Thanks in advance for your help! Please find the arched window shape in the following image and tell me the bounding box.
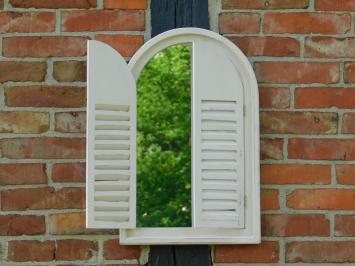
[86,28,260,244]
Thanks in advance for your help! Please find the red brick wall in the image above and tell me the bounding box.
[215,0,355,264]
[0,0,145,264]
[0,0,355,264]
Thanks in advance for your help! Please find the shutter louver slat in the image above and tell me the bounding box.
[87,40,136,229]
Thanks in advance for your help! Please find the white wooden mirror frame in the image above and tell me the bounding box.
[118,28,260,245]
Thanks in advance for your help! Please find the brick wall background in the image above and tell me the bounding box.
[0,0,355,265]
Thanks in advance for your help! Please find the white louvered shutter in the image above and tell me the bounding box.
[192,39,245,228]
[86,40,136,229]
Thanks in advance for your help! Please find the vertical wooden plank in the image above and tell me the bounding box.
[149,1,211,265]
[174,246,212,266]
[149,246,176,266]
[151,0,176,37]
[151,0,209,36]
[149,246,212,266]
[192,0,209,29]
[175,0,192,28]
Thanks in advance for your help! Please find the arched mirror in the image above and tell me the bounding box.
[137,44,192,228]
[87,28,260,244]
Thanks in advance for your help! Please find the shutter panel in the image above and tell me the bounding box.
[86,40,136,229]
[192,40,245,228]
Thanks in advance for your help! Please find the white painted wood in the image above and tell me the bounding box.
[86,40,136,229]
[193,40,244,228]
[120,227,260,245]
[121,28,260,244]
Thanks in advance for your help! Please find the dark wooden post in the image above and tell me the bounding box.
[151,0,209,37]
[148,1,212,265]
[149,245,211,266]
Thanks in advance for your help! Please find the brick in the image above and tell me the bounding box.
[262,214,329,236]
[287,189,355,210]
[261,189,279,210]
[335,215,355,236]
[345,63,355,83]
[49,212,116,235]
[261,138,283,160]
[105,0,147,9]
[3,36,87,57]
[334,215,355,237]
[289,138,355,160]
[1,187,85,211]
[95,35,144,57]
[255,62,339,84]
[10,0,97,8]
[0,61,46,83]
[214,241,279,263]
[231,36,299,57]
[295,87,355,109]
[264,12,351,34]
[0,112,49,133]
[49,212,85,235]
[336,164,355,185]
[222,0,309,9]
[0,137,85,159]
[62,10,145,32]
[5,86,86,108]
[52,163,85,183]
[286,241,355,263]
[315,0,355,11]
[8,240,55,262]
[0,215,45,235]
[55,112,86,133]
[261,111,337,134]
[104,239,140,260]
[261,164,331,185]
[305,37,355,58]
[219,13,260,34]
[342,113,355,134]
[0,163,47,185]
[259,87,290,109]
[0,12,54,33]
[56,240,98,261]
[53,61,86,82]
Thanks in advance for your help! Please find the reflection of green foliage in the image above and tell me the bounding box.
[137,45,192,227]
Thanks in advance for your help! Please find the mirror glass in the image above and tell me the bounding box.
[136,44,192,227]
